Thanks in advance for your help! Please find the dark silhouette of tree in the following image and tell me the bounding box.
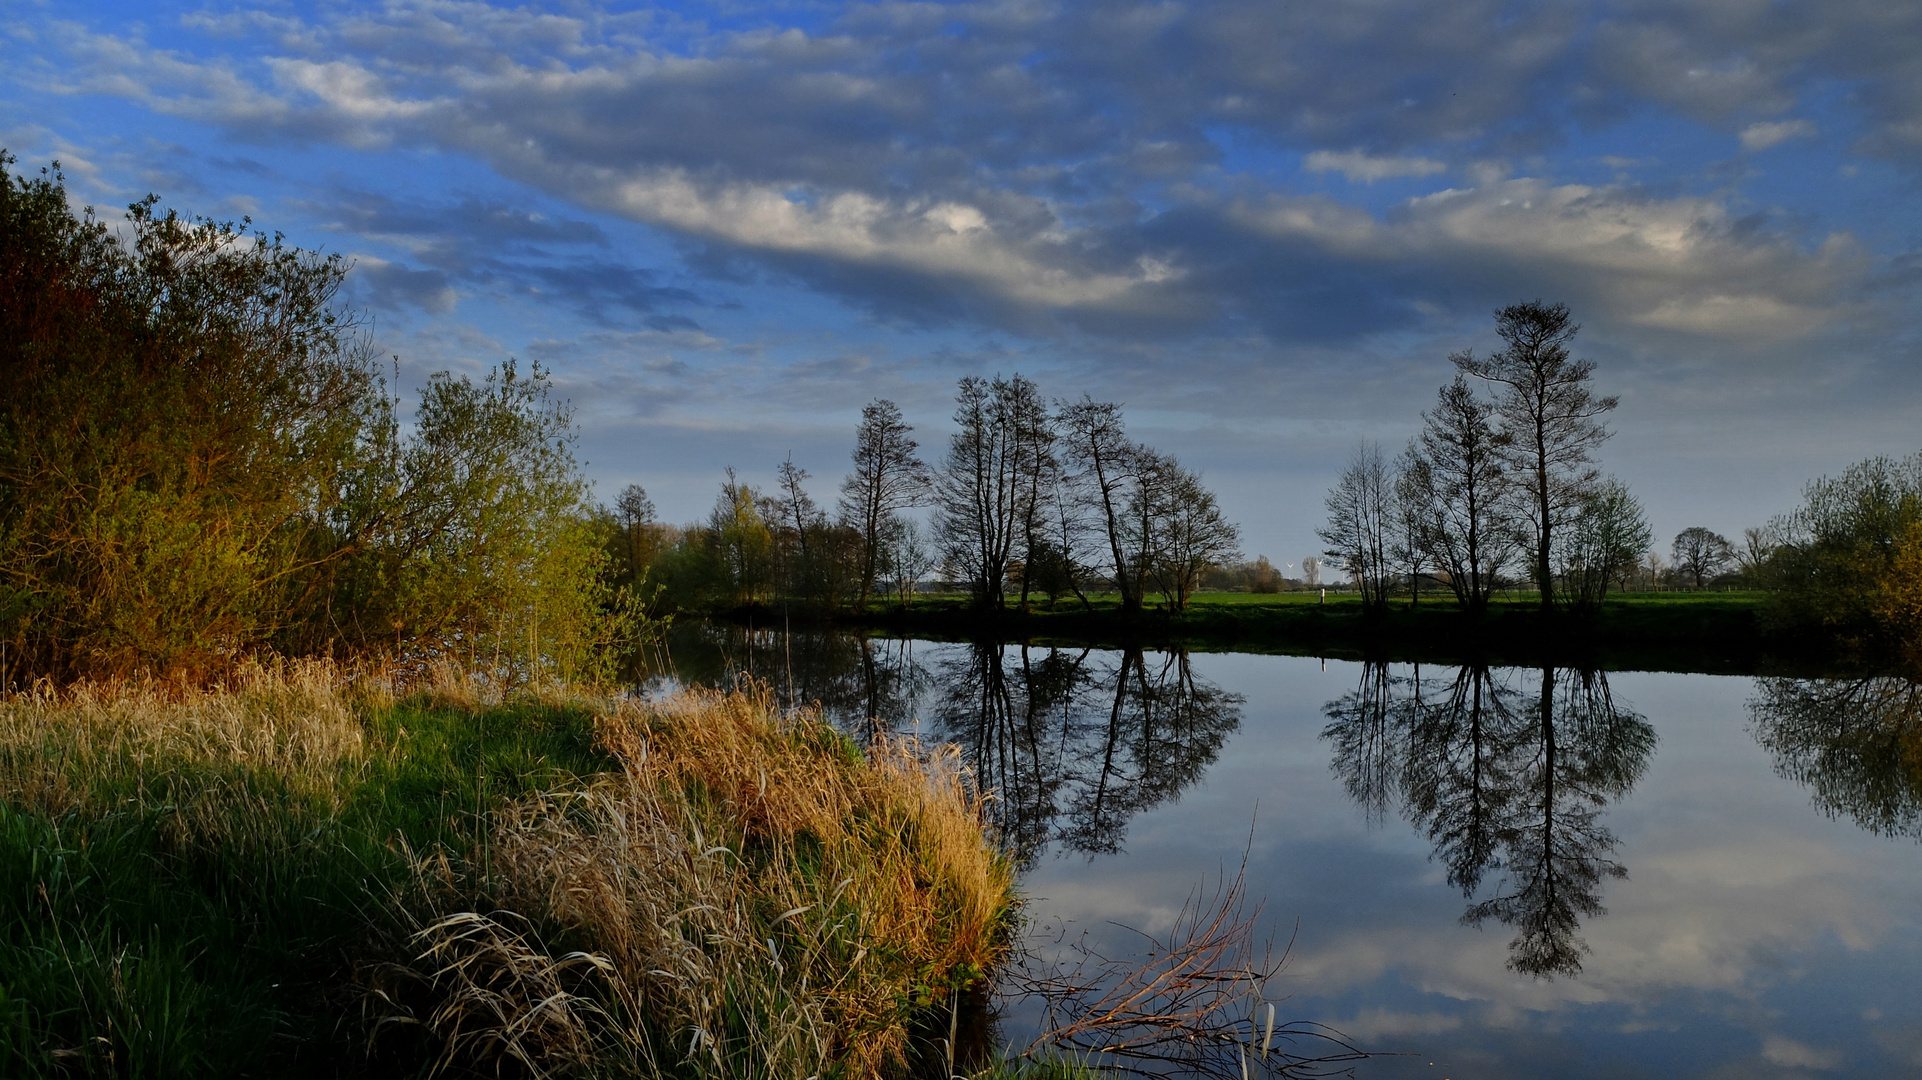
[1145,465,1242,612]
[1058,398,1147,613]
[931,643,1242,865]
[1454,302,1617,612]
[1750,674,1922,839]
[1404,376,1517,613]
[839,399,929,609]
[1466,667,1654,977]
[1560,479,1652,610]
[1670,526,1734,588]
[936,376,1052,610]
[1319,442,1394,613]
[1323,662,1654,978]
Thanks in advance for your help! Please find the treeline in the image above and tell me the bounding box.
[1320,301,1650,615]
[616,379,1244,615]
[0,156,639,683]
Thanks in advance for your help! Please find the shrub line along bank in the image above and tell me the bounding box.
[702,591,1875,677]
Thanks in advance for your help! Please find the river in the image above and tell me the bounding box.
[637,622,1922,1078]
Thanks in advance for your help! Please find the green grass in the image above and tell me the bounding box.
[0,690,617,1078]
[834,588,1798,674]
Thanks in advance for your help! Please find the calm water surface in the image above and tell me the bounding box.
[641,624,1922,1078]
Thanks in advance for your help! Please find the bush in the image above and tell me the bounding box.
[0,154,638,683]
[1764,452,1922,646]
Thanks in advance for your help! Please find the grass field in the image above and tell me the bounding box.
[830,589,1808,674]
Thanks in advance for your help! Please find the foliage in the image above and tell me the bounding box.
[0,154,370,680]
[0,155,640,683]
[1764,452,1922,643]
[1559,480,1652,612]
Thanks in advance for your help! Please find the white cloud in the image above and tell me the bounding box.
[1304,149,1448,183]
[1741,118,1819,152]
[1232,177,1864,339]
[1762,1035,1844,1070]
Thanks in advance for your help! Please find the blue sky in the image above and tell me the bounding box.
[5,0,1921,567]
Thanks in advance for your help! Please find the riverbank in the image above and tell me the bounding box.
[790,590,1850,675]
[0,666,1020,1078]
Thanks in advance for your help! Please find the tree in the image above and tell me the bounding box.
[1454,301,1617,611]
[935,375,1050,610]
[878,518,936,609]
[1145,464,1241,612]
[1318,443,1394,613]
[1058,398,1147,613]
[1560,480,1652,610]
[1671,526,1734,589]
[1410,375,1518,613]
[838,399,928,609]
[1391,447,1434,607]
[1766,452,1922,635]
[708,468,773,605]
[0,156,373,679]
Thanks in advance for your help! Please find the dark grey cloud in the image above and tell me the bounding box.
[301,187,704,323]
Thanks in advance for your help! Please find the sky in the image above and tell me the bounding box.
[5,0,1921,569]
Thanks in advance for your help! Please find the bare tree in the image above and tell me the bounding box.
[1391,446,1433,608]
[1411,375,1518,613]
[1124,447,1182,606]
[1671,526,1735,588]
[839,399,929,609]
[1318,443,1394,613]
[1058,397,1147,613]
[774,455,816,552]
[936,375,1050,610]
[1454,301,1617,611]
[878,517,935,609]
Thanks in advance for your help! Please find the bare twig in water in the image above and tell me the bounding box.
[1007,855,1369,1078]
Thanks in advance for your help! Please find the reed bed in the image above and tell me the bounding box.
[389,683,1016,1079]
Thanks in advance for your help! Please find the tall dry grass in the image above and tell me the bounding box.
[0,660,367,836]
[393,683,1016,1079]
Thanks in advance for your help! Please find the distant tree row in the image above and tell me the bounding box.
[615,377,1244,614]
[1320,301,1650,615]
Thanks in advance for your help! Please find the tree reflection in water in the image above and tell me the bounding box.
[933,643,1243,867]
[1750,674,1922,839]
[1322,663,1655,977]
[640,624,1242,866]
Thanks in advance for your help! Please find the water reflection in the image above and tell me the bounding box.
[1321,663,1656,977]
[1750,673,1922,839]
[642,624,1242,865]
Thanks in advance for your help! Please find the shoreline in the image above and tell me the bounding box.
[711,591,1877,677]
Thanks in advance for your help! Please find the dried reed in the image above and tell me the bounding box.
[1010,860,1367,1079]
[0,659,366,830]
[389,682,1017,1079]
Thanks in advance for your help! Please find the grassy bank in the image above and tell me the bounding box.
[823,590,1820,674]
[0,665,1018,1078]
